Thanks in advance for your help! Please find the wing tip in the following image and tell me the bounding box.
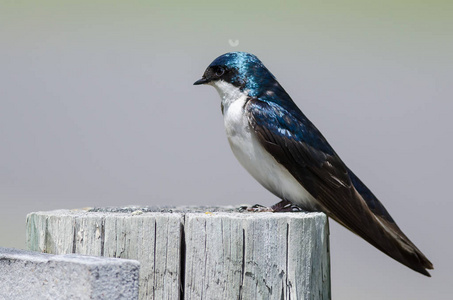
[414,265,432,277]
[407,249,433,277]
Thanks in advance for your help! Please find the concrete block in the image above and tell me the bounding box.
[0,247,139,300]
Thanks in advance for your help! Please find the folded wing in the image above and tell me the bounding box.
[246,97,433,276]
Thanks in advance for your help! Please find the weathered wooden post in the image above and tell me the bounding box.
[26,206,330,300]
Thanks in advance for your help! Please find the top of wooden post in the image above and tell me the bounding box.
[27,205,331,300]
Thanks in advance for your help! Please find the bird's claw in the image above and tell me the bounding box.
[238,201,304,213]
[271,200,304,212]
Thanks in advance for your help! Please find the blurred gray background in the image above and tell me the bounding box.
[1,1,451,299]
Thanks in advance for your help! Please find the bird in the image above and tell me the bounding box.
[194,51,433,276]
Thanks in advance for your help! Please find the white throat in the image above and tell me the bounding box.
[211,80,247,111]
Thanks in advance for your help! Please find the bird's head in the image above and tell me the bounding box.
[194,52,279,99]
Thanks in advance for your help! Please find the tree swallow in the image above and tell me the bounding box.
[194,52,433,276]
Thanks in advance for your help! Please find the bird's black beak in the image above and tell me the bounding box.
[193,77,209,85]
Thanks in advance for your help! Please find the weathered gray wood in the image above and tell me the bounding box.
[184,212,330,300]
[102,213,183,299]
[27,206,330,300]
[183,213,245,300]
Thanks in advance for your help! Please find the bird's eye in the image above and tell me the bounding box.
[215,67,225,77]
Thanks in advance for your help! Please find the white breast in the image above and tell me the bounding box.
[212,80,319,211]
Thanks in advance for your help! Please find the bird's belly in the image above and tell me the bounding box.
[223,100,319,211]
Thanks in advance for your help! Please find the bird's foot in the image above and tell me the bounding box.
[238,200,304,213]
[271,200,304,212]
